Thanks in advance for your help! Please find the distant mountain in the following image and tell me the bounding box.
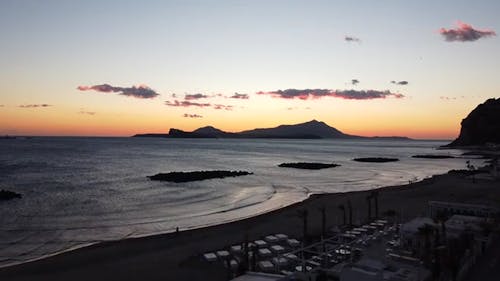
[133,120,411,140]
[446,98,500,147]
[239,120,354,139]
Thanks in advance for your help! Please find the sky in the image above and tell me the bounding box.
[1,0,499,139]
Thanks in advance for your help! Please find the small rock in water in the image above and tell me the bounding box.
[148,170,253,182]
[0,189,22,201]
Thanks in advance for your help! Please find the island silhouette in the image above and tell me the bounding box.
[134,120,410,140]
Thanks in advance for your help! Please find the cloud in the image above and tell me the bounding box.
[183,113,203,118]
[213,104,234,110]
[77,84,160,99]
[18,104,52,108]
[345,35,361,43]
[257,89,404,100]
[165,100,211,107]
[79,110,96,115]
[0,105,3,107]
[439,21,496,42]
[184,93,209,100]
[391,80,409,85]
[351,79,360,86]
[230,93,249,99]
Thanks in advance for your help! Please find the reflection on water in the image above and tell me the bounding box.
[0,137,480,266]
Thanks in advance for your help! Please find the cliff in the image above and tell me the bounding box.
[447,98,500,147]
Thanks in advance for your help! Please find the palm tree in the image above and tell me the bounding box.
[338,204,346,225]
[372,190,379,218]
[434,210,448,243]
[366,195,372,220]
[466,160,476,183]
[297,209,309,242]
[383,209,397,224]
[243,233,249,272]
[418,223,435,267]
[319,206,326,238]
[347,200,353,226]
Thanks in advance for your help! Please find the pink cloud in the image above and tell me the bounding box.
[77,84,160,99]
[18,104,52,108]
[257,89,404,100]
[439,21,496,42]
[213,104,234,110]
[165,100,211,107]
[183,113,203,118]
[184,93,209,100]
[229,93,249,99]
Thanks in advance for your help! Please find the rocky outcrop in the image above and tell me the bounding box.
[412,155,455,159]
[278,162,340,170]
[353,157,399,163]
[447,98,500,147]
[148,170,253,182]
[0,189,22,201]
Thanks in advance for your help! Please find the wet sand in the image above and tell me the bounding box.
[1,172,499,281]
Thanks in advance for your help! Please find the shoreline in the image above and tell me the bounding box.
[1,171,499,281]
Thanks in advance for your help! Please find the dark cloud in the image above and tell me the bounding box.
[184,93,209,100]
[439,21,496,42]
[0,105,4,107]
[440,96,466,100]
[351,79,360,85]
[18,104,52,108]
[79,110,96,115]
[183,113,203,118]
[77,84,160,99]
[165,100,211,107]
[213,104,234,110]
[230,93,249,99]
[257,89,404,100]
[287,106,312,110]
[391,80,409,85]
[345,35,361,43]
[165,100,235,110]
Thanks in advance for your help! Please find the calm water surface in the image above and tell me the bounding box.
[0,137,480,267]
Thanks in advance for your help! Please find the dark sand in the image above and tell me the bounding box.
[1,172,499,281]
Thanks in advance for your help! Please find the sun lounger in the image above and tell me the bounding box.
[284,253,298,260]
[203,252,217,262]
[275,233,288,241]
[258,260,275,272]
[230,245,242,254]
[265,235,278,243]
[254,240,267,248]
[272,257,288,267]
[216,250,230,259]
[258,248,272,257]
[270,245,286,254]
[287,238,300,247]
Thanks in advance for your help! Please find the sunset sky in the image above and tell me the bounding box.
[1,0,499,139]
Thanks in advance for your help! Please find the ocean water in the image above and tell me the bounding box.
[0,137,480,267]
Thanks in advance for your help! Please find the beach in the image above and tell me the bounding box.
[1,171,499,281]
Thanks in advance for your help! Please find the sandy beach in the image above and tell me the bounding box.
[1,171,499,281]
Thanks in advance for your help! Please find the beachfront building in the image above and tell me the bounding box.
[399,217,436,253]
[445,214,494,254]
[428,201,500,218]
[339,258,430,281]
[230,272,284,281]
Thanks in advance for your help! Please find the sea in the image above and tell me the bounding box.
[0,137,483,267]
